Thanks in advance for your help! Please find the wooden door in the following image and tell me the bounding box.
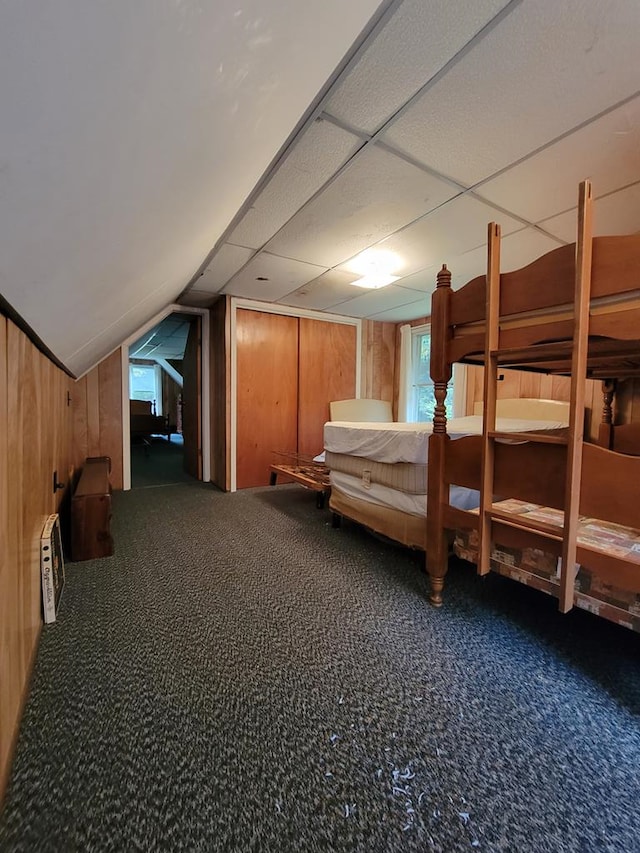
[236,310,298,488]
[182,316,202,479]
[298,319,357,457]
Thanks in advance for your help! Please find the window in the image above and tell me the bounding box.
[407,325,463,422]
[129,363,163,415]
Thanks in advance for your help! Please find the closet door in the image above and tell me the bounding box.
[298,318,357,457]
[236,309,298,488]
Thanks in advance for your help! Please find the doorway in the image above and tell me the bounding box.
[121,305,210,490]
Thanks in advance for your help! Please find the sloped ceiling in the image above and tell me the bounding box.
[0,0,386,376]
[2,1,640,377]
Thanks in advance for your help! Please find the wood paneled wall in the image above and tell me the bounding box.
[464,365,602,439]
[361,319,397,409]
[613,378,640,423]
[298,318,357,456]
[210,297,230,491]
[1,318,76,801]
[236,310,299,488]
[73,349,124,489]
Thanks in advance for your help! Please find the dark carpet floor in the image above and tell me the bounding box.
[1,483,639,852]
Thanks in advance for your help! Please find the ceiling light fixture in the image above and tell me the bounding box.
[346,248,403,289]
[350,273,400,289]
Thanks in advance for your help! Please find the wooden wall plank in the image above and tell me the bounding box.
[0,317,11,794]
[209,297,230,490]
[97,350,123,489]
[1,319,75,801]
[73,375,89,467]
[298,319,357,457]
[236,310,298,488]
[73,350,123,489]
[86,367,101,455]
[361,319,396,405]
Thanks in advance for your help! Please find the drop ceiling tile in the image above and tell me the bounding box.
[368,300,431,322]
[324,0,510,134]
[475,96,640,223]
[223,252,327,301]
[264,145,459,267]
[381,0,640,185]
[330,284,428,318]
[196,244,255,293]
[338,194,524,279]
[539,182,640,243]
[227,120,362,249]
[277,269,362,311]
[444,227,565,291]
[392,266,440,293]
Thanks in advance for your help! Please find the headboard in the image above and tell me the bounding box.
[329,398,393,422]
[130,399,153,416]
[472,398,570,423]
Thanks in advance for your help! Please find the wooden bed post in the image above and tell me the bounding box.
[598,379,616,448]
[426,264,452,606]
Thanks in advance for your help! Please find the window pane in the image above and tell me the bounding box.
[413,333,431,385]
[415,384,454,422]
[130,365,157,404]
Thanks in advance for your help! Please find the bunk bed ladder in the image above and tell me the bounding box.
[478,223,501,578]
[477,180,594,615]
[558,179,593,612]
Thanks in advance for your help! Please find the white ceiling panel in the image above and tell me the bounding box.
[381,0,640,186]
[343,194,524,279]
[367,299,430,322]
[277,269,363,310]
[223,252,327,301]
[69,277,184,378]
[539,182,640,243]
[329,283,428,317]
[324,0,511,134]
[265,146,459,267]
[0,0,383,374]
[227,119,363,249]
[197,244,255,293]
[475,96,640,223]
[392,265,440,294]
[442,227,566,294]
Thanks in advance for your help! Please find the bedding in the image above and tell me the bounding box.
[324,416,569,464]
[330,471,480,517]
[325,409,570,554]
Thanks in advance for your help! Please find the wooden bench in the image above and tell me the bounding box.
[71,456,114,561]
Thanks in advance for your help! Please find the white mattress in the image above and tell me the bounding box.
[323,416,568,464]
[330,470,480,518]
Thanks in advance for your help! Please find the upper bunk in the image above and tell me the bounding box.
[434,233,640,379]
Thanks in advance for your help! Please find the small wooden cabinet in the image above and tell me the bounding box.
[71,456,113,561]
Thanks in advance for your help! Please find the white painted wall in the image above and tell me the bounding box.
[0,0,383,376]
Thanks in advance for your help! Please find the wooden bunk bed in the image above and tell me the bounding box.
[426,180,640,633]
[324,401,569,551]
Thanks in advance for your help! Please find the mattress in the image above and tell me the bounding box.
[330,470,479,517]
[325,451,427,494]
[323,416,569,464]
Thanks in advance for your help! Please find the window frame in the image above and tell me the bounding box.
[407,323,466,422]
[129,362,163,415]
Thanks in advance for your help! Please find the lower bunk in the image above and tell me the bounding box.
[454,500,640,632]
[429,427,640,634]
[324,399,569,559]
